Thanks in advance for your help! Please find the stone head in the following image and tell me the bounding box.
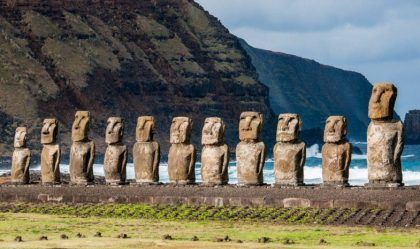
[368,83,397,120]
[41,118,58,144]
[170,117,192,144]
[276,113,301,142]
[324,116,347,143]
[105,117,124,144]
[239,112,263,142]
[136,116,155,142]
[202,117,225,145]
[71,111,90,142]
[14,127,27,148]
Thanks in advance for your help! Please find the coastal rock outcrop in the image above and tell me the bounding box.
[0,0,274,157]
[239,39,399,142]
[404,110,420,144]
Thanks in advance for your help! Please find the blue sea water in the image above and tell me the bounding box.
[2,144,420,186]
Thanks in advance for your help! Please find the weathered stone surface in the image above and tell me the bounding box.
[367,120,404,185]
[367,83,404,187]
[168,117,196,184]
[282,198,311,208]
[274,142,305,186]
[324,116,347,143]
[69,111,95,185]
[103,117,127,185]
[368,83,397,120]
[11,127,31,184]
[274,114,306,186]
[406,201,420,212]
[133,116,160,184]
[236,112,265,185]
[276,113,301,142]
[40,118,61,184]
[201,117,229,185]
[322,116,351,186]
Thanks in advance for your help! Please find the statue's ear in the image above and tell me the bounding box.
[120,121,124,136]
[343,117,347,136]
[298,116,303,131]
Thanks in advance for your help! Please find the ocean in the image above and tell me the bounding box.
[1,143,419,186]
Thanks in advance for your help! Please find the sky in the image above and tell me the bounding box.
[195,0,420,117]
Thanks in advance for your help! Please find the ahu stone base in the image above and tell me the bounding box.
[0,184,418,211]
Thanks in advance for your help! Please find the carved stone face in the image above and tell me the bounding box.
[239,112,262,142]
[136,116,155,142]
[170,117,192,144]
[324,116,347,143]
[276,113,301,142]
[14,127,27,148]
[106,117,124,144]
[202,117,225,145]
[72,111,90,142]
[41,118,58,144]
[368,83,397,120]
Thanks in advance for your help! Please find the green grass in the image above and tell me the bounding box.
[0,212,418,249]
[0,203,419,248]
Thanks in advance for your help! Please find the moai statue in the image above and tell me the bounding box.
[11,127,31,184]
[40,119,61,184]
[274,114,306,186]
[322,116,351,187]
[168,117,196,184]
[103,117,127,185]
[69,111,95,185]
[201,117,229,185]
[133,116,160,184]
[236,112,265,185]
[367,83,404,187]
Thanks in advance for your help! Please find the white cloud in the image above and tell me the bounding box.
[196,0,420,116]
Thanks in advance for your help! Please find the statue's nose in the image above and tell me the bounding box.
[372,90,384,103]
[243,117,252,129]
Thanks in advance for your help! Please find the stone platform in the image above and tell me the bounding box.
[0,184,419,211]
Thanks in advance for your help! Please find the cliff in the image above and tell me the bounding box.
[0,0,275,158]
[404,110,420,144]
[240,39,377,141]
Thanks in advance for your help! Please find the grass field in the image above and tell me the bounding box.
[0,212,419,249]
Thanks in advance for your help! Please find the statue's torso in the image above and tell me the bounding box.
[70,141,94,182]
[201,144,228,184]
[322,142,351,183]
[104,144,127,182]
[41,144,60,183]
[133,142,159,182]
[168,143,195,182]
[11,148,31,183]
[367,120,403,182]
[236,141,265,184]
[274,141,305,183]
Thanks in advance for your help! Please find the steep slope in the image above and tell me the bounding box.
[240,39,375,141]
[0,0,275,158]
[404,110,420,144]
